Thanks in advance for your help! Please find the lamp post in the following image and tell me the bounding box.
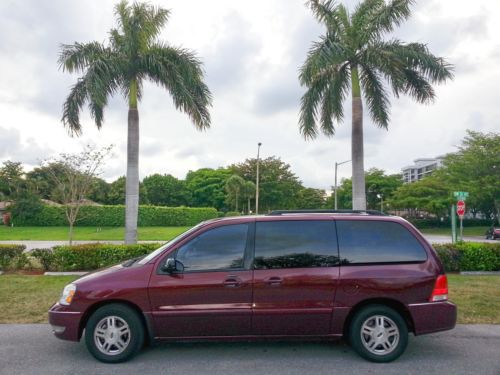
[334,159,351,210]
[377,193,383,212]
[255,142,262,214]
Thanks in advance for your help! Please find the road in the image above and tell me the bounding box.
[0,324,498,375]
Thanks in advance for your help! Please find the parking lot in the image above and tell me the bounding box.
[0,324,498,375]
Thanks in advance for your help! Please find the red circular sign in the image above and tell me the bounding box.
[457,200,465,216]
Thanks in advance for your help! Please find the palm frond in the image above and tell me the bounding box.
[139,44,212,129]
[307,0,347,35]
[319,64,350,135]
[62,79,88,136]
[58,42,110,73]
[359,64,390,128]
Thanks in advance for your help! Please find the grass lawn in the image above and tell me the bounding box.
[0,274,498,324]
[0,226,191,241]
[420,226,488,237]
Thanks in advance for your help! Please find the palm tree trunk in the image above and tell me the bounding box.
[125,80,139,244]
[351,66,366,210]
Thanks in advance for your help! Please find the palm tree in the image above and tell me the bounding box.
[299,0,453,210]
[225,175,245,212]
[59,1,212,243]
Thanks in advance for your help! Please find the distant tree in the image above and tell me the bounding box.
[59,1,212,243]
[296,188,326,209]
[87,177,111,204]
[242,180,256,214]
[435,130,500,222]
[299,0,453,210]
[106,176,148,205]
[388,176,452,217]
[327,168,402,210]
[185,168,231,210]
[43,145,112,245]
[230,156,303,211]
[0,161,25,198]
[9,191,43,225]
[143,173,190,206]
[225,175,246,211]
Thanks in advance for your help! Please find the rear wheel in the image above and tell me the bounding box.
[348,305,408,363]
[84,304,144,363]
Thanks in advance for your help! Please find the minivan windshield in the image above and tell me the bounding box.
[137,222,206,265]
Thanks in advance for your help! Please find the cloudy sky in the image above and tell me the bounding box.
[0,0,499,190]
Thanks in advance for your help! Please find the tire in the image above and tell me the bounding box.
[84,303,145,363]
[348,305,408,363]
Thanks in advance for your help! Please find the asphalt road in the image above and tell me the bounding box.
[0,324,498,375]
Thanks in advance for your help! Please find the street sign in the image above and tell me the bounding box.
[454,191,469,201]
[457,200,465,217]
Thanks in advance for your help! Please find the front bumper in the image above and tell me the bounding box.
[408,301,457,335]
[48,303,83,342]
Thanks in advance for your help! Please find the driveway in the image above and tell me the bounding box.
[0,324,498,375]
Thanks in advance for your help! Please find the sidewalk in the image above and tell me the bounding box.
[0,240,163,251]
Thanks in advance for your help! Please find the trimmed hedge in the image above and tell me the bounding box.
[410,218,492,229]
[31,243,162,271]
[12,205,218,227]
[433,242,500,272]
[0,244,29,271]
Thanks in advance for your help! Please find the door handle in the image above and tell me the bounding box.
[223,276,242,288]
[264,276,283,286]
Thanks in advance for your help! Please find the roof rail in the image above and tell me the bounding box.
[267,209,386,216]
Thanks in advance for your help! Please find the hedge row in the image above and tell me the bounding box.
[433,242,500,272]
[31,243,162,271]
[11,205,218,227]
[0,245,29,270]
[409,218,493,229]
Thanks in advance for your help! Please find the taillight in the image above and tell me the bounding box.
[429,275,448,302]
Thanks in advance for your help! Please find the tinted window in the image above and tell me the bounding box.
[254,221,338,269]
[336,220,427,264]
[176,224,248,271]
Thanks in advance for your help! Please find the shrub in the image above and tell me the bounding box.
[433,242,500,272]
[37,243,163,271]
[410,218,492,229]
[0,245,28,271]
[224,211,241,217]
[12,205,218,227]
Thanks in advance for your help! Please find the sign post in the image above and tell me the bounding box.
[451,204,457,243]
[453,192,468,242]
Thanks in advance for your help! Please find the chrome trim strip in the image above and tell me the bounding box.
[408,301,447,307]
[50,311,82,315]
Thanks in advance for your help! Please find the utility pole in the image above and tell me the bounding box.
[255,142,262,214]
[334,159,351,210]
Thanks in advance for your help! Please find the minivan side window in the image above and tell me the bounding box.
[175,224,249,271]
[336,220,427,264]
[254,221,339,269]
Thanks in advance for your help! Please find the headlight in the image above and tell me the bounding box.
[59,284,76,306]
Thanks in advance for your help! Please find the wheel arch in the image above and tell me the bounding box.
[342,298,415,337]
[78,299,154,345]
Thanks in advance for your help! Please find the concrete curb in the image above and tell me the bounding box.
[44,271,88,276]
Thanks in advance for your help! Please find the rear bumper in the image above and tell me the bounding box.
[48,303,83,342]
[408,301,457,335]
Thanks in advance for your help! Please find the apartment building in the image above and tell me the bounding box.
[401,157,444,183]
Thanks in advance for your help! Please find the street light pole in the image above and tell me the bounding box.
[334,159,351,210]
[255,142,262,214]
[377,193,383,212]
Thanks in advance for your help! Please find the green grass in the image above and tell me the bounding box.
[420,226,488,237]
[0,274,498,324]
[0,226,191,241]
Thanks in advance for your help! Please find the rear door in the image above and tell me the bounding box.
[252,219,340,336]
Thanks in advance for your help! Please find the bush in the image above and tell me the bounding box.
[433,242,500,272]
[224,211,241,217]
[12,205,218,227]
[410,218,492,229]
[31,243,163,271]
[0,244,29,271]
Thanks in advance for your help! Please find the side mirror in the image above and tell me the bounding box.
[163,258,184,273]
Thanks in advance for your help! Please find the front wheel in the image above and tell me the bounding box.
[348,305,408,363]
[84,304,144,363]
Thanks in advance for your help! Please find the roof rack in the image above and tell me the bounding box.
[267,209,386,216]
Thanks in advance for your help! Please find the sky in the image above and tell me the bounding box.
[0,0,499,191]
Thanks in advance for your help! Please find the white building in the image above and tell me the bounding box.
[401,157,444,183]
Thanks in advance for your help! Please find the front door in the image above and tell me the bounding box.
[149,222,253,338]
[252,219,340,336]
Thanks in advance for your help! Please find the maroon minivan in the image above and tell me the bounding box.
[49,210,456,363]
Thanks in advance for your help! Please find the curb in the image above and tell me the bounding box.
[460,271,500,276]
[44,272,88,276]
